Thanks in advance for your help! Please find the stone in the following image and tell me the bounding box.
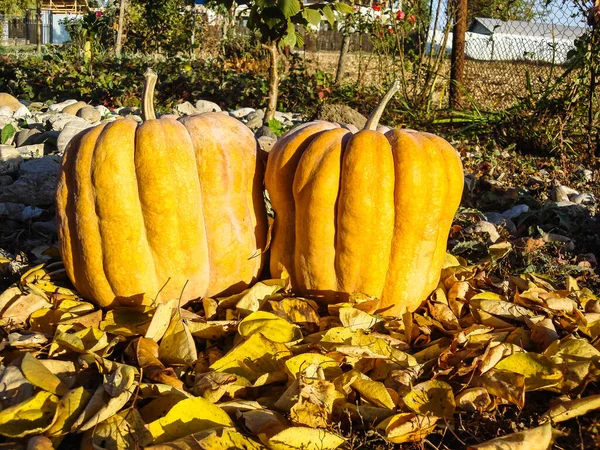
[552,185,578,202]
[0,93,23,112]
[47,114,89,132]
[28,102,45,111]
[95,105,111,118]
[274,111,293,122]
[483,212,504,224]
[0,175,13,186]
[245,116,263,131]
[0,106,13,117]
[57,121,94,154]
[118,106,142,116]
[174,101,198,116]
[33,131,60,146]
[14,144,45,159]
[502,204,529,220]
[13,105,30,119]
[526,176,546,188]
[128,115,143,123]
[48,99,78,112]
[466,221,500,243]
[247,109,265,122]
[577,169,593,183]
[19,155,61,176]
[230,107,255,119]
[62,101,88,116]
[76,105,102,123]
[257,136,276,153]
[316,104,367,129]
[0,146,23,175]
[571,193,595,205]
[255,126,278,140]
[0,172,57,206]
[20,205,44,221]
[0,116,13,128]
[195,100,221,113]
[32,220,57,235]
[15,129,41,147]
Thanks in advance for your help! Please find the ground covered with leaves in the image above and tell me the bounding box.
[2,240,600,449]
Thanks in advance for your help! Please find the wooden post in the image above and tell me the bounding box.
[449,0,467,108]
[36,0,42,54]
[115,0,126,58]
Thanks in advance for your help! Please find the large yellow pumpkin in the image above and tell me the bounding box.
[56,70,267,308]
[265,82,464,316]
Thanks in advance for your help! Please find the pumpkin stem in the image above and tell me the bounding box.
[143,68,158,121]
[364,80,401,131]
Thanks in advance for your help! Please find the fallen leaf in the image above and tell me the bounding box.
[158,309,197,365]
[145,301,176,342]
[45,386,91,437]
[339,307,379,331]
[495,352,562,390]
[238,311,302,343]
[267,427,345,450]
[0,391,59,438]
[380,412,438,444]
[21,353,69,395]
[284,353,342,380]
[403,379,455,418]
[542,394,600,424]
[145,427,266,449]
[147,396,233,444]
[467,423,555,449]
[81,408,152,450]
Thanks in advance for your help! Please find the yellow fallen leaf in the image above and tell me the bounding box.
[267,427,345,450]
[0,391,59,438]
[21,353,69,396]
[455,387,493,412]
[218,279,285,313]
[284,353,342,380]
[339,307,379,331]
[337,370,396,409]
[145,300,176,342]
[495,353,562,390]
[403,379,455,418]
[136,337,185,390]
[45,386,91,437]
[270,297,320,327]
[0,288,51,326]
[381,412,438,444]
[27,435,54,450]
[145,427,266,449]
[100,306,154,337]
[186,320,237,340]
[210,333,292,382]
[467,423,555,450]
[158,309,197,366]
[542,394,600,424]
[290,379,342,428]
[470,295,535,323]
[51,326,111,356]
[473,370,525,409]
[81,408,152,450]
[147,396,233,445]
[238,311,302,343]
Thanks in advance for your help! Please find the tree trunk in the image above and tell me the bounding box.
[36,0,42,55]
[335,33,351,86]
[190,7,197,60]
[265,42,279,123]
[115,0,127,58]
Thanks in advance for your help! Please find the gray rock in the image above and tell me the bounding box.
[0,106,13,117]
[466,221,500,243]
[47,114,89,132]
[175,101,198,116]
[13,105,29,119]
[95,105,111,118]
[28,102,45,111]
[57,121,94,154]
[19,155,61,176]
[0,171,57,206]
[0,116,13,128]
[14,144,45,159]
[247,110,265,122]
[245,116,263,131]
[33,131,60,146]
[119,106,142,116]
[0,202,29,219]
[231,107,255,119]
[76,105,101,123]
[32,220,58,235]
[552,185,578,202]
[48,99,78,112]
[257,136,276,153]
[571,193,595,205]
[502,204,529,220]
[274,111,293,122]
[0,175,13,186]
[15,128,41,147]
[317,104,367,129]
[195,100,221,113]
[255,126,278,140]
[484,212,504,224]
[0,146,23,175]
[554,200,577,208]
[128,115,143,123]
[62,101,88,116]
[20,205,44,221]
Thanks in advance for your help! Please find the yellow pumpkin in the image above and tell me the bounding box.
[56,69,267,308]
[265,82,464,316]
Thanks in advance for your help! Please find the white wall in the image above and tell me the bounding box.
[53,14,79,44]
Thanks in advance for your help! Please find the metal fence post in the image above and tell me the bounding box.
[449,0,467,108]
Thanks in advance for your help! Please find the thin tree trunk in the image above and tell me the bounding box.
[449,0,467,108]
[335,33,350,86]
[115,0,126,58]
[265,41,279,122]
[190,7,196,60]
[36,0,42,54]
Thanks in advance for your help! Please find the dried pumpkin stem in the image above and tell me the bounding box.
[364,79,401,131]
[143,68,158,121]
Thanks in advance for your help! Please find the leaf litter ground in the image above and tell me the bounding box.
[2,247,600,449]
